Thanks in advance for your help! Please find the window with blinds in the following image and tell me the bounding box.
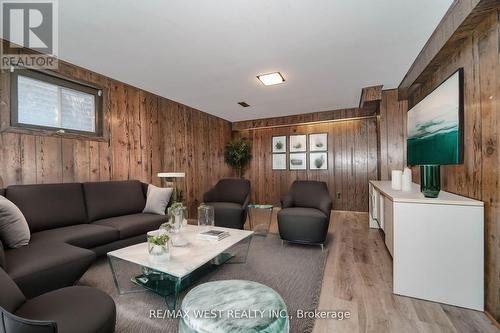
[11,70,102,136]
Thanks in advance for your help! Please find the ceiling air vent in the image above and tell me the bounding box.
[238,102,250,107]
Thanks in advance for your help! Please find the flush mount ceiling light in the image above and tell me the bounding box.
[257,72,285,86]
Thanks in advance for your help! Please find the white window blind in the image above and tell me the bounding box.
[17,75,96,133]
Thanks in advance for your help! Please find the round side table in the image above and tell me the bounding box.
[179,280,289,333]
[248,204,273,236]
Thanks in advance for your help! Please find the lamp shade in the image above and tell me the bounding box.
[158,172,185,178]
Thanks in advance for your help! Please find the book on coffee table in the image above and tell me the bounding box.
[197,229,230,241]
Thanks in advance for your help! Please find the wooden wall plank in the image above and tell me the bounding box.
[88,141,99,182]
[1,133,21,185]
[367,118,378,185]
[35,136,62,184]
[148,94,161,187]
[477,10,500,322]
[110,83,130,180]
[378,89,408,180]
[98,141,111,181]
[127,87,142,182]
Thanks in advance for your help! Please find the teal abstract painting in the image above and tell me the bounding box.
[407,70,462,165]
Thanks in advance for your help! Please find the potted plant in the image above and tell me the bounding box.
[168,202,187,232]
[148,220,173,261]
[224,138,252,178]
[147,231,170,262]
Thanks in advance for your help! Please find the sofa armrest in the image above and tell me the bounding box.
[203,186,218,203]
[280,194,293,209]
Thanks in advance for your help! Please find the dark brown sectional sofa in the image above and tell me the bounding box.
[0,180,166,298]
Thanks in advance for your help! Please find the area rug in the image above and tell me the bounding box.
[79,234,328,333]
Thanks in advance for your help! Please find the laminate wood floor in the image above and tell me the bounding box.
[244,209,499,333]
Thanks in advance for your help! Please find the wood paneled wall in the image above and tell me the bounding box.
[394,9,500,322]
[378,89,408,180]
[0,61,233,216]
[234,111,378,212]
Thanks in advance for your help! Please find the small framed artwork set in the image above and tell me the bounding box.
[272,133,328,170]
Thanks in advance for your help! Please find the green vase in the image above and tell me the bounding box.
[420,165,440,198]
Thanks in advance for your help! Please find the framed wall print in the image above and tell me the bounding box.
[272,136,287,153]
[272,154,287,170]
[309,133,328,151]
[310,152,328,170]
[289,153,307,170]
[289,135,307,152]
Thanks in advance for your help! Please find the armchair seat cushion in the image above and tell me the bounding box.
[278,207,329,244]
[5,242,95,298]
[278,207,327,220]
[15,286,116,333]
[206,202,245,229]
[30,224,119,249]
[93,213,165,239]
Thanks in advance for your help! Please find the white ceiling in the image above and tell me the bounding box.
[59,0,452,122]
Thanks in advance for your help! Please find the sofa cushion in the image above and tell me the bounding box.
[0,267,26,313]
[6,183,87,233]
[93,213,165,239]
[30,224,119,249]
[5,242,95,298]
[207,202,245,229]
[15,286,116,333]
[0,196,30,248]
[83,180,146,221]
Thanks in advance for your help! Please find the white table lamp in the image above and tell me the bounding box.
[158,172,185,203]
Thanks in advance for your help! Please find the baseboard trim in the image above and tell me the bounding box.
[485,311,500,329]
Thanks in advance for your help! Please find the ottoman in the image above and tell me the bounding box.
[179,280,289,333]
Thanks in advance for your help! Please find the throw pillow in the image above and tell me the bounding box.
[0,196,30,248]
[143,185,173,215]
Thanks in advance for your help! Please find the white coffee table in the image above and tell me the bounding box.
[107,225,253,309]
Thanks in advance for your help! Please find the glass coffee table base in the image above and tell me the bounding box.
[109,236,252,310]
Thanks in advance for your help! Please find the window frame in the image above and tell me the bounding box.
[10,69,103,137]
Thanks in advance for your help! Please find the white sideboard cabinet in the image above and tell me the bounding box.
[368,180,484,311]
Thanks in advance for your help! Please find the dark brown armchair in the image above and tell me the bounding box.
[277,181,332,249]
[203,179,251,229]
